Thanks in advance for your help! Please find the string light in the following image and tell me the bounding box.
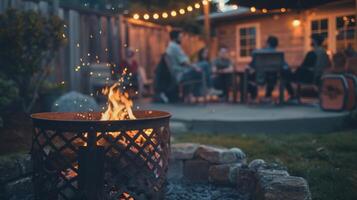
[280,8,286,13]
[250,7,256,12]
[143,14,150,20]
[133,13,139,19]
[179,9,185,15]
[130,1,208,21]
[162,12,168,18]
[171,10,177,17]
[262,8,268,13]
[153,13,159,19]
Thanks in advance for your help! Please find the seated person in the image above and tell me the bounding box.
[165,30,204,98]
[212,47,234,99]
[284,34,332,100]
[120,48,139,90]
[249,36,288,102]
[196,47,222,96]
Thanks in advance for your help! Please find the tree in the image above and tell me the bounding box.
[0,9,66,115]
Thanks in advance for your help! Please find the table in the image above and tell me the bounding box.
[215,68,248,103]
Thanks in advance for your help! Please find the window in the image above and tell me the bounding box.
[237,25,258,58]
[336,15,356,51]
[311,18,329,48]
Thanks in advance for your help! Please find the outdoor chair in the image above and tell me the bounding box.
[138,66,154,97]
[163,54,207,103]
[250,51,285,104]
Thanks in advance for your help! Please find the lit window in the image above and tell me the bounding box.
[311,18,329,48]
[336,15,356,52]
[238,26,257,57]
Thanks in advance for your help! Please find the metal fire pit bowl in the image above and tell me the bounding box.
[31,110,171,200]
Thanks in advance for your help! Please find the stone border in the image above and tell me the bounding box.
[168,143,312,200]
[0,144,312,200]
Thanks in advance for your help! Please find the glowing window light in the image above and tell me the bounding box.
[162,12,168,18]
[153,13,159,19]
[171,10,177,17]
[143,14,150,20]
[179,9,185,15]
[194,3,201,9]
[262,8,268,13]
[250,7,256,12]
[133,13,140,19]
[187,6,193,11]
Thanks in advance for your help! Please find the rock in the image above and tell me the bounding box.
[248,159,265,171]
[208,163,241,185]
[236,165,256,197]
[257,176,312,200]
[51,91,99,112]
[0,154,32,183]
[4,177,33,200]
[195,145,240,164]
[171,143,200,160]
[183,159,210,182]
[168,159,184,180]
[230,148,246,163]
[256,169,290,186]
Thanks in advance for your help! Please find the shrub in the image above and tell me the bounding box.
[0,9,66,114]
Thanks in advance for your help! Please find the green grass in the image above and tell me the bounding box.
[175,131,357,200]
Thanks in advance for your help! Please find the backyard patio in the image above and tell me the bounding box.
[0,0,357,200]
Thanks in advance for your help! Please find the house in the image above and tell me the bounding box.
[207,0,356,69]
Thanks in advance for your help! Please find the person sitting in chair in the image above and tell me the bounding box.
[283,34,332,101]
[212,47,234,100]
[249,35,288,102]
[165,30,204,98]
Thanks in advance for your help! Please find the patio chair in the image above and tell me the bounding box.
[163,54,207,103]
[250,51,285,104]
[137,66,154,97]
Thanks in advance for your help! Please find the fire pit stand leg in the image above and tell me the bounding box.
[78,131,105,200]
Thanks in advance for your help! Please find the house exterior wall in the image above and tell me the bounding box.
[213,1,356,70]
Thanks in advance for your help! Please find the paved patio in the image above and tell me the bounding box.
[137,102,350,134]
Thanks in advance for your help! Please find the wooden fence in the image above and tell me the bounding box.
[0,0,205,93]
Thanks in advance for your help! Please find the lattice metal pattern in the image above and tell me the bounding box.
[31,111,171,200]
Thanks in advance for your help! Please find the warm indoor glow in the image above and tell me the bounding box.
[171,10,177,17]
[187,6,193,11]
[179,9,185,14]
[292,19,301,27]
[250,7,256,12]
[194,3,201,9]
[143,14,150,20]
[162,12,168,18]
[133,13,140,19]
[153,13,159,19]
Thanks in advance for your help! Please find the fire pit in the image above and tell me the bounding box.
[31,110,171,200]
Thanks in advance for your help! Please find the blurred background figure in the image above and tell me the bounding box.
[213,47,234,100]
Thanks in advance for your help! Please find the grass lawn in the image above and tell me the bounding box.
[175,131,357,200]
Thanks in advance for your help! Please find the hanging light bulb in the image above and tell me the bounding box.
[171,10,177,17]
[280,8,286,13]
[194,3,201,9]
[162,12,168,18]
[133,13,140,19]
[143,14,150,20]
[202,0,208,5]
[179,9,185,15]
[250,7,256,12]
[153,13,159,19]
[262,8,268,13]
[187,6,193,12]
